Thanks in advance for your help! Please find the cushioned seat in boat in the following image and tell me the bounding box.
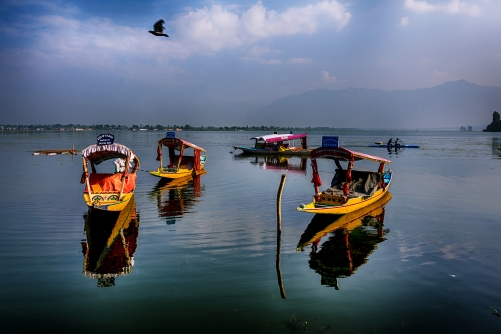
[85,173,136,193]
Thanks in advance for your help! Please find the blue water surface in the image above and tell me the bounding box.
[0,130,500,333]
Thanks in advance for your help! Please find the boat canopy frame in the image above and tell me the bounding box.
[81,143,140,202]
[82,143,138,165]
[155,138,206,172]
[310,147,391,203]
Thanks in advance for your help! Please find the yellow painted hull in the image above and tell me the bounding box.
[83,191,134,212]
[150,167,206,179]
[297,185,390,214]
[297,192,392,249]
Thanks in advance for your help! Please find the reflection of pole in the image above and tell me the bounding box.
[276,174,286,299]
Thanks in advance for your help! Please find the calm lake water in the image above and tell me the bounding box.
[1,130,501,333]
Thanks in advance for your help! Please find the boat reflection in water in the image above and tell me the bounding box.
[297,192,392,289]
[233,154,308,174]
[150,170,206,224]
[81,197,139,287]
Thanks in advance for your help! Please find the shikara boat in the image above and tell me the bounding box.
[81,134,139,212]
[81,197,139,287]
[150,133,207,179]
[232,133,310,156]
[297,138,392,214]
[297,192,392,251]
[297,192,391,289]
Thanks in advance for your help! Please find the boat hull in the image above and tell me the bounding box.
[83,191,134,212]
[233,146,311,156]
[150,168,206,179]
[297,187,390,214]
[297,192,392,249]
[297,174,392,214]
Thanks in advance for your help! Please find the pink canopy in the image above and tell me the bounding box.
[250,133,307,143]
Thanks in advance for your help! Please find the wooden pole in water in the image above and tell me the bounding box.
[277,174,286,231]
[276,174,287,299]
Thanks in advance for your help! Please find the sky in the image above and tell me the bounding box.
[0,0,500,126]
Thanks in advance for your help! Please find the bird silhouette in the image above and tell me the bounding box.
[149,19,169,37]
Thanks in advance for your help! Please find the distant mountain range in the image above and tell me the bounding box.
[256,80,501,129]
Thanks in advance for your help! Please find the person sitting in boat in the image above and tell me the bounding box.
[395,138,401,148]
[387,137,393,146]
[114,158,131,173]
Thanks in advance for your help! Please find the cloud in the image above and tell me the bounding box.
[322,70,337,82]
[247,46,275,57]
[288,57,312,64]
[400,16,410,26]
[404,0,481,16]
[1,1,351,71]
[172,1,351,54]
[260,59,282,65]
[432,69,455,81]
[4,0,79,14]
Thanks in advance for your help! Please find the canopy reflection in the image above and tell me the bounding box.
[149,171,206,224]
[233,154,308,174]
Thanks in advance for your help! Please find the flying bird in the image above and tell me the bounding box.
[149,19,169,37]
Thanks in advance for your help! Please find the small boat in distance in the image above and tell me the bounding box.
[232,133,310,156]
[369,142,419,148]
[32,144,78,155]
[150,132,207,179]
[81,134,139,212]
[297,136,392,214]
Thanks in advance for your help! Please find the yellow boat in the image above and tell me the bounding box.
[297,140,392,214]
[297,192,392,288]
[297,192,392,251]
[150,133,207,179]
[81,197,139,287]
[81,134,140,212]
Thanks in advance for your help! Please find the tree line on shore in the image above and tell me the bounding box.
[0,124,341,132]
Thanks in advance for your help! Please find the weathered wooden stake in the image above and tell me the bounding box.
[277,174,286,231]
[276,174,287,299]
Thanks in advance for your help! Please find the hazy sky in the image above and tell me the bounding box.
[1,0,500,126]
